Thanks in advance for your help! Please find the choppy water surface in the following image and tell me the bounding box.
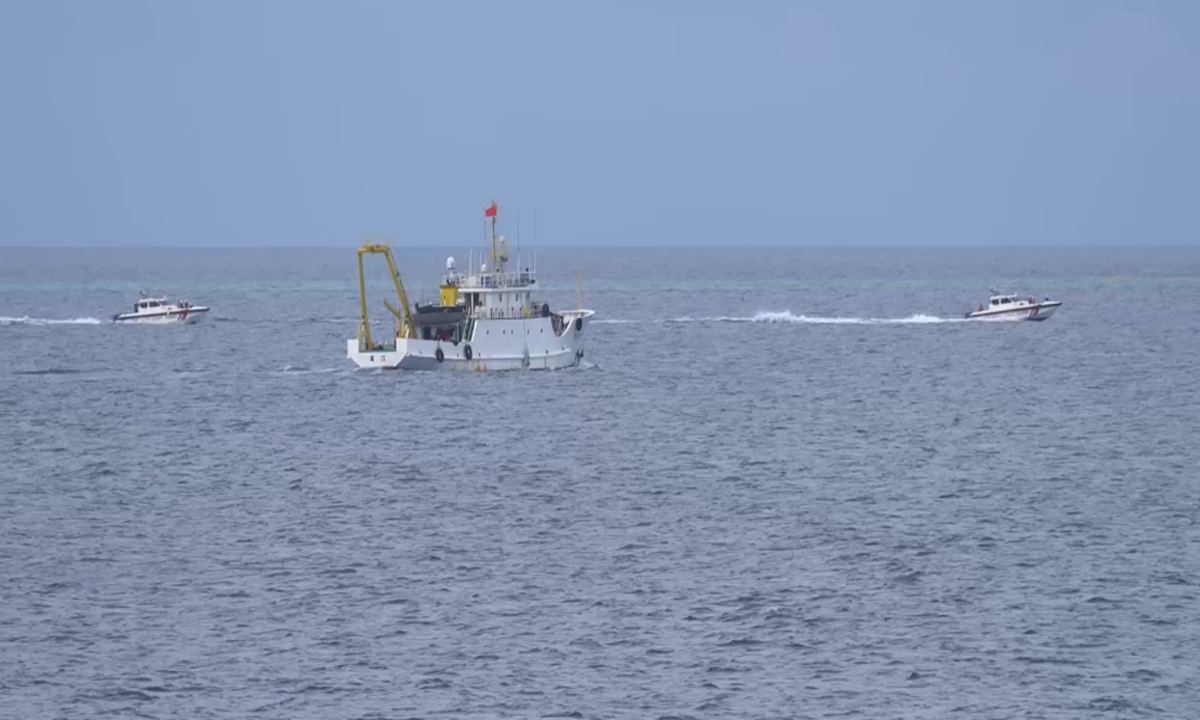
[2,247,1199,718]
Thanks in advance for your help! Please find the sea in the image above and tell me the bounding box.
[2,246,1198,719]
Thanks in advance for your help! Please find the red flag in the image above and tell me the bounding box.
[485,202,498,218]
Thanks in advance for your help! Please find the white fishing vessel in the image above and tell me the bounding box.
[112,293,209,324]
[347,201,594,371]
[966,291,1061,321]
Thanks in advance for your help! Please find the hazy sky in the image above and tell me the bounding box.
[1,1,1197,247]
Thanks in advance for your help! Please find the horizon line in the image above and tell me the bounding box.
[2,244,1198,252]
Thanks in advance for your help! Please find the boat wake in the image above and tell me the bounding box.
[1,316,104,326]
[276,365,345,375]
[717,311,969,325]
[596,312,970,325]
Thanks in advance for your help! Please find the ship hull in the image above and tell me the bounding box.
[348,311,592,371]
[112,308,208,325]
[965,301,1060,322]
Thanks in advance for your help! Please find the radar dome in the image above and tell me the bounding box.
[446,256,456,270]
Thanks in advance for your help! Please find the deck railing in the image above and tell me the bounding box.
[467,305,553,320]
[444,271,537,289]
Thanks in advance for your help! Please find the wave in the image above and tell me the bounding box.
[0,316,104,326]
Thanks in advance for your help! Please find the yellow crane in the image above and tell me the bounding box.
[357,242,416,350]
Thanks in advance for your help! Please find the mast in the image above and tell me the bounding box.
[487,199,500,273]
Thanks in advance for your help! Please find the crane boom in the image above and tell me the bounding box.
[356,242,416,349]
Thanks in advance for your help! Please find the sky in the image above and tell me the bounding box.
[0,0,1198,248]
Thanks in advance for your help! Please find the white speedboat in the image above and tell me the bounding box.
[347,202,594,371]
[112,294,209,324]
[966,291,1061,321]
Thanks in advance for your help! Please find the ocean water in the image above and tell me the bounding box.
[2,246,1199,719]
